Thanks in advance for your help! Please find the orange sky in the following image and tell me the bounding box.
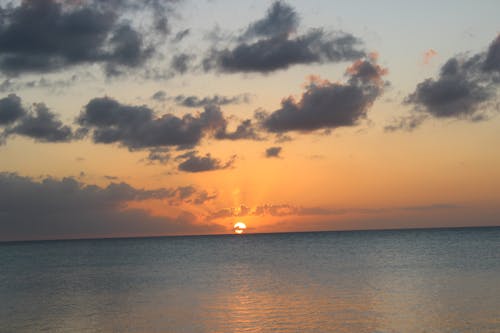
[0,0,499,241]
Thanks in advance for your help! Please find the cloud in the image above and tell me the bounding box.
[0,94,77,143]
[259,57,387,133]
[406,58,495,118]
[240,1,299,40]
[203,1,364,73]
[396,35,500,130]
[205,30,364,74]
[151,90,168,102]
[423,49,438,64]
[0,94,25,125]
[191,190,218,205]
[174,94,250,108]
[265,146,282,158]
[170,53,194,74]
[5,103,74,142]
[0,172,224,242]
[176,150,236,172]
[78,97,261,148]
[0,75,80,93]
[206,202,460,220]
[483,34,500,72]
[145,147,171,164]
[384,114,427,132]
[215,119,262,141]
[0,0,172,76]
[77,98,227,149]
[172,29,190,43]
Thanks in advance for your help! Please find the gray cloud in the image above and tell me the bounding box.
[4,103,74,142]
[240,1,299,40]
[191,190,217,205]
[77,98,226,149]
[0,94,77,143]
[170,53,194,74]
[203,1,364,73]
[0,75,80,93]
[205,30,364,74]
[174,93,250,108]
[396,36,500,131]
[0,94,25,125]
[207,203,460,220]
[0,0,171,76]
[151,90,168,102]
[384,114,427,132]
[259,57,387,133]
[145,147,171,164]
[78,97,261,149]
[215,119,262,141]
[483,34,500,72]
[173,29,190,43]
[406,58,495,118]
[0,172,224,242]
[265,146,282,158]
[176,150,236,173]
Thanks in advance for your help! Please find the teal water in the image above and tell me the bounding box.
[1,227,499,332]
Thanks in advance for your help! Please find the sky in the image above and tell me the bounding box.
[0,0,499,241]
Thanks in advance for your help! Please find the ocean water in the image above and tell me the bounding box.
[1,227,499,333]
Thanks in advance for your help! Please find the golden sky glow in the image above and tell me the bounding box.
[0,0,499,241]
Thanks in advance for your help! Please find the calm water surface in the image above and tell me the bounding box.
[1,227,499,332]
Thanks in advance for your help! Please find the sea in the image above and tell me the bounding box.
[1,227,499,333]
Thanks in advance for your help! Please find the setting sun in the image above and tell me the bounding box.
[233,222,247,234]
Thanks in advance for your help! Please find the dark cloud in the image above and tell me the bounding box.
[398,36,500,130]
[170,53,194,74]
[483,34,500,72]
[0,172,223,241]
[0,94,25,125]
[176,150,236,173]
[0,75,80,93]
[215,119,262,141]
[0,0,170,76]
[406,58,495,119]
[105,24,154,76]
[203,1,364,73]
[77,98,226,149]
[151,90,168,102]
[384,114,427,132]
[259,57,387,133]
[4,103,74,142]
[207,203,460,220]
[207,205,251,220]
[173,186,217,205]
[145,147,171,164]
[174,94,250,108]
[0,94,78,143]
[191,190,217,205]
[205,30,364,73]
[265,146,282,158]
[173,29,190,43]
[241,1,298,40]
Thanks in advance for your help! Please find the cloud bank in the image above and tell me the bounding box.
[0,172,223,242]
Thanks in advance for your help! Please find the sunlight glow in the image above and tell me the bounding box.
[233,222,247,234]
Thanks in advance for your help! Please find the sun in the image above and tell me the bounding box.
[233,222,247,234]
